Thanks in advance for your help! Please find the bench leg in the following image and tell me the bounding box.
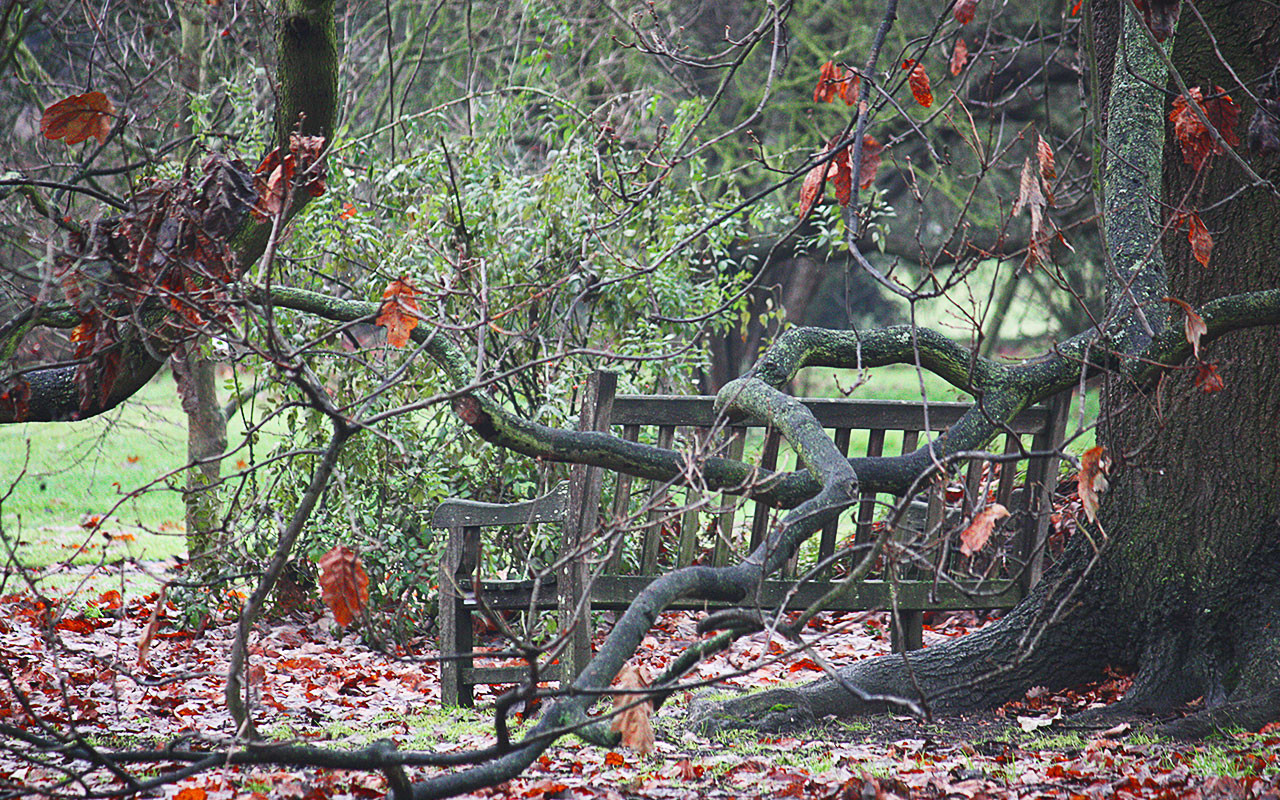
[439,525,478,707]
[891,609,924,653]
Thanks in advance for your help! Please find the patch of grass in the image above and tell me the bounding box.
[0,374,189,566]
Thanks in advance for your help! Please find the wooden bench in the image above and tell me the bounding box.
[433,371,1069,706]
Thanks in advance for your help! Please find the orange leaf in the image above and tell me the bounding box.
[1195,362,1224,393]
[1163,296,1206,359]
[903,60,933,108]
[798,162,827,219]
[611,664,655,756]
[814,61,838,104]
[954,0,978,25]
[376,276,421,348]
[1170,87,1241,172]
[959,504,1010,556]
[1187,212,1213,268]
[317,545,370,628]
[1076,446,1111,524]
[339,201,357,220]
[950,38,969,77]
[1037,134,1056,204]
[175,788,208,800]
[604,751,626,767]
[41,91,115,145]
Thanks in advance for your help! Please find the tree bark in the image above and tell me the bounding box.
[695,0,1280,737]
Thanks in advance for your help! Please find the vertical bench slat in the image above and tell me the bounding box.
[995,433,1020,508]
[676,430,706,567]
[1020,391,1070,591]
[641,425,677,574]
[854,429,886,543]
[606,424,642,573]
[713,429,747,567]
[816,427,853,574]
[748,429,782,553]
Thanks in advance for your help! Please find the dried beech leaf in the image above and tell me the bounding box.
[41,91,115,145]
[1187,212,1213,268]
[903,60,933,107]
[376,276,421,348]
[1076,446,1111,524]
[1196,362,1225,393]
[611,664,655,756]
[1037,134,1056,205]
[317,545,370,628]
[959,504,1010,556]
[954,0,978,25]
[1014,157,1049,269]
[950,38,969,77]
[1170,87,1241,172]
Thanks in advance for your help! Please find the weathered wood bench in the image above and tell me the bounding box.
[433,371,1069,706]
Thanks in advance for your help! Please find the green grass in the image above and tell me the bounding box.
[0,374,190,569]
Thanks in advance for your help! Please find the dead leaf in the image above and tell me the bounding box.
[1014,157,1050,269]
[954,0,978,24]
[1017,710,1061,732]
[611,663,655,756]
[317,545,370,628]
[1195,362,1224,393]
[376,276,421,348]
[1163,297,1206,358]
[136,585,168,667]
[903,60,933,107]
[1076,446,1111,524]
[41,91,115,145]
[959,504,1010,556]
[950,38,969,77]
[1187,212,1213,268]
[1170,86,1241,172]
[1037,134,1056,205]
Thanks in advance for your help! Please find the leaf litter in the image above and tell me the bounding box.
[1,581,1278,800]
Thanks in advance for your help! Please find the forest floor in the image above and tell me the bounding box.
[2,569,1279,800]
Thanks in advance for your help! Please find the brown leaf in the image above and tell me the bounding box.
[1163,296,1207,359]
[1170,87,1241,172]
[950,38,969,77]
[814,61,838,104]
[1076,446,1111,524]
[799,140,856,215]
[1195,362,1224,393]
[317,546,370,628]
[376,276,421,348]
[903,60,933,107]
[858,135,884,190]
[1014,157,1049,269]
[959,504,1010,556]
[1187,212,1213,268]
[1037,133,1056,204]
[41,91,115,145]
[954,0,978,24]
[136,585,168,668]
[1132,0,1181,42]
[814,61,858,106]
[611,663,655,756]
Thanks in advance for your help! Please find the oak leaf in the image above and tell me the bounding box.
[41,91,115,145]
[611,663,655,756]
[954,0,978,24]
[1076,446,1111,524]
[903,60,933,107]
[317,545,370,628]
[376,276,421,348]
[959,504,1010,556]
[950,38,969,77]
[1170,87,1241,172]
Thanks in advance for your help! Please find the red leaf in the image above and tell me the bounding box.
[813,61,857,106]
[959,504,1010,556]
[1170,87,1241,172]
[1195,362,1224,393]
[798,161,827,219]
[903,60,933,107]
[41,91,115,145]
[950,38,969,77]
[1186,212,1213,268]
[1076,446,1111,524]
[376,276,421,348]
[814,61,838,104]
[954,0,978,25]
[317,545,370,628]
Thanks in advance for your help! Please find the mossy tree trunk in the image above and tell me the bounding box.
[694,0,1280,737]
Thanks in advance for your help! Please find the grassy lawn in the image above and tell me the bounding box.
[0,372,190,572]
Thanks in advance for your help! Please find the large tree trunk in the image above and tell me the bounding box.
[694,0,1280,737]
